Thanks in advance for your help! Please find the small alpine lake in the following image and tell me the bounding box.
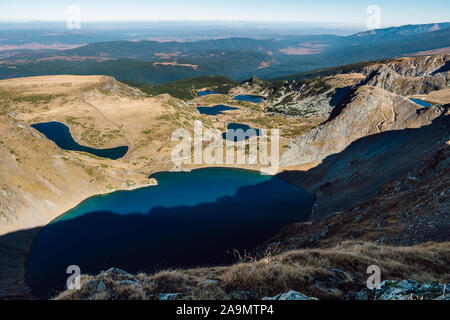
[31,122,128,160]
[26,167,314,298]
[222,123,261,141]
[198,91,222,96]
[409,98,433,108]
[197,104,239,115]
[233,95,263,103]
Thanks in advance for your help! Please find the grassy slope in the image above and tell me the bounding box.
[55,241,450,300]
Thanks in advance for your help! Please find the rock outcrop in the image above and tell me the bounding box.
[265,74,364,120]
[363,55,450,78]
[55,241,450,301]
[282,87,446,167]
[263,290,318,300]
[355,280,449,300]
[359,56,450,95]
[279,56,449,218]
[264,281,450,301]
[281,108,449,218]
[261,55,449,119]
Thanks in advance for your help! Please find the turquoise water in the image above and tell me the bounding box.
[31,122,128,160]
[26,168,314,298]
[409,98,432,108]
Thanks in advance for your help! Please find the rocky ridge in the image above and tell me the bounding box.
[358,55,450,95]
[282,89,447,166]
[232,55,449,124]
[278,55,449,217]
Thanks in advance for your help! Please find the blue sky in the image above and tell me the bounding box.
[1,0,449,27]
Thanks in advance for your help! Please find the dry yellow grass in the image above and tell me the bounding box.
[55,241,450,300]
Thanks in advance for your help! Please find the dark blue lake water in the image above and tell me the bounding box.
[197,105,239,115]
[222,123,261,141]
[198,91,222,96]
[233,95,263,103]
[31,122,128,160]
[409,98,432,108]
[26,168,314,298]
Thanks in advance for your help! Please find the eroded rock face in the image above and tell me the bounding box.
[266,89,336,120]
[367,55,449,78]
[240,56,449,121]
[361,65,449,96]
[278,56,450,219]
[231,74,364,121]
[282,86,446,167]
[358,55,450,95]
[264,75,363,120]
[280,100,448,219]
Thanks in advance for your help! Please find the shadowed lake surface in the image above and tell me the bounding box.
[31,122,128,160]
[233,95,263,103]
[197,104,239,115]
[26,168,314,298]
[222,123,261,141]
[198,91,222,96]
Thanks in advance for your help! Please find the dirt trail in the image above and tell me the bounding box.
[81,97,133,152]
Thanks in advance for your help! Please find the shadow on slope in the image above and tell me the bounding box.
[323,86,356,124]
[0,227,40,300]
[24,176,314,298]
[278,109,450,218]
[432,60,450,74]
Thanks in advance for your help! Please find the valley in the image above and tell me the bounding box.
[0,51,448,300]
[1,23,450,84]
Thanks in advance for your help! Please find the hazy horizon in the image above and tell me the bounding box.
[1,0,449,28]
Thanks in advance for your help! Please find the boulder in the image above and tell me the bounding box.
[355,280,448,300]
[263,290,318,300]
[159,293,181,300]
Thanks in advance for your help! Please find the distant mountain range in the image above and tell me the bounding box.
[348,22,450,41]
[0,22,449,84]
